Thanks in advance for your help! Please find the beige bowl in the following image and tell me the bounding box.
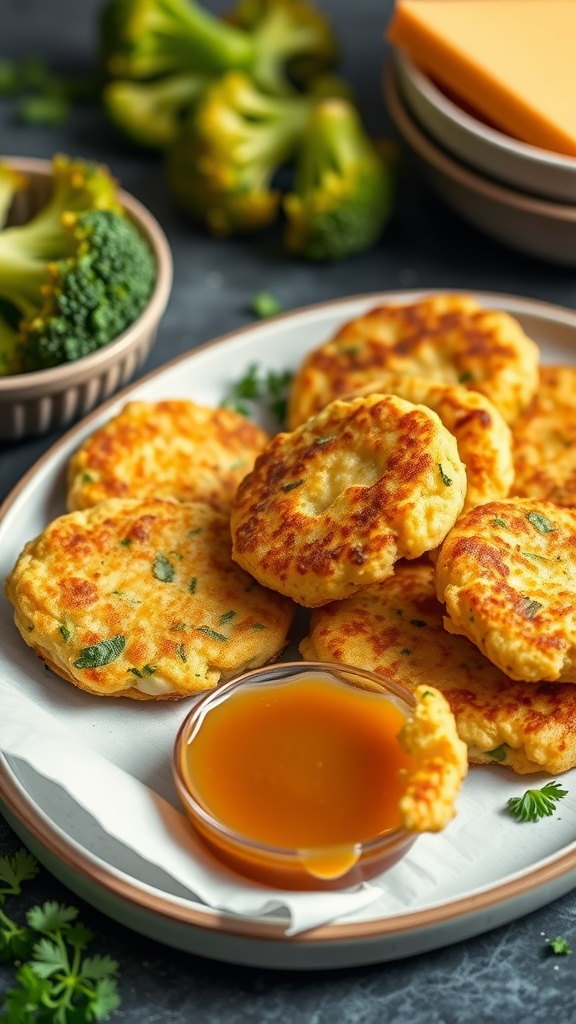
[0,157,173,441]
[394,52,576,205]
[385,66,576,267]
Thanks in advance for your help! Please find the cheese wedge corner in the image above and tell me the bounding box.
[387,0,576,157]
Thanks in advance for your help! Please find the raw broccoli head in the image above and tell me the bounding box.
[100,0,338,96]
[0,155,156,375]
[103,71,211,148]
[165,70,315,235]
[283,97,396,261]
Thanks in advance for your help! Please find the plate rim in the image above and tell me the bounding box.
[3,287,576,953]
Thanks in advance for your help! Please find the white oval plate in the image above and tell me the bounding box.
[2,290,576,971]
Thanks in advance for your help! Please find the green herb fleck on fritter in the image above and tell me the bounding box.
[526,511,556,534]
[153,552,175,582]
[438,464,452,486]
[486,744,508,762]
[196,625,228,642]
[74,634,126,669]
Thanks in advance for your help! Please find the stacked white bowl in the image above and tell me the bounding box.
[385,52,576,265]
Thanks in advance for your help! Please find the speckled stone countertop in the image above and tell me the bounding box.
[2,0,576,1019]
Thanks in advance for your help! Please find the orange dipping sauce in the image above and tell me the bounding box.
[173,663,418,890]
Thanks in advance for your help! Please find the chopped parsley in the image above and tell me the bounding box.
[548,937,572,955]
[249,290,283,318]
[282,479,303,492]
[189,577,198,594]
[152,553,175,583]
[221,362,293,426]
[438,464,452,486]
[74,635,126,670]
[175,643,187,662]
[492,517,508,529]
[220,610,236,625]
[196,625,228,642]
[525,511,556,534]
[58,624,71,642]
[486,744,508,762]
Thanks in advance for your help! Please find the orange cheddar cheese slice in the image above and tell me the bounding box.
[387,1,576,157]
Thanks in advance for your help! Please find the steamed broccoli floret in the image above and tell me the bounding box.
[0,157,156,375]
[103,71,211,148]
[0,164,28,229]
[282,97,396,261]
[100,0,338,96]
[224,0,339,92]
[165,70,316,235]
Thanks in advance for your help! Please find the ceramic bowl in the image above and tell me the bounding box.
[384,66,576,267]
[0,156,172,441]
[394,52,576,204]
[173,661,418,891]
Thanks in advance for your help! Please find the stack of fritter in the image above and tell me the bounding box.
[231,294,576,775]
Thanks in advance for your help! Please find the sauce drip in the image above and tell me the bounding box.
[182,673,414,851]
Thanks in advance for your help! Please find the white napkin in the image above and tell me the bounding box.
[0,684,383,936]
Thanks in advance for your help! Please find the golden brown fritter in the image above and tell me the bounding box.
[300,561,576,774]
[399,685,468,831]
[67,399,270,513]
[6,498,294,700]
[435,499,576,683]
[343,373,514,514]
[511,365,576,506]
[288,294,539,429]
[230,393,466,607]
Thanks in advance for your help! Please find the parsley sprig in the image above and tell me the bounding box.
[507,781,568,823]
[222,362,293,426]
[0,849,121,1022]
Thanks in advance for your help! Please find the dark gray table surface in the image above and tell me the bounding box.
[2,1,576,1020]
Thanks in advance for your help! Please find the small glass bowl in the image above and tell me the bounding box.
[173,661,419,891]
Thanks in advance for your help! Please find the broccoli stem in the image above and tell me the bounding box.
[0,245,51,318]
[294,97,373,191]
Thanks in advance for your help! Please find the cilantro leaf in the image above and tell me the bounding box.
[0,850,39,894]
[507,781,568,822]
[0,850,122,1022]
[74,636,126,670]
[27,901,78,934]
